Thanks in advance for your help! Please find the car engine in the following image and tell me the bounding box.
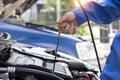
[0,32,100,80]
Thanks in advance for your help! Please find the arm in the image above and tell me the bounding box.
[73,0,120,26]
[57,0,120,33]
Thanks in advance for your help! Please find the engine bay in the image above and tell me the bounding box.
[0,32,99,80]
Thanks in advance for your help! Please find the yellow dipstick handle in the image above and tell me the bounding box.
[58,26,64,36]
[58,28,61,37]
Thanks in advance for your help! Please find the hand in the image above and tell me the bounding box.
[56,11,78,33]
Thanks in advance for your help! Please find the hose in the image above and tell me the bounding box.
[0,60,53,73]
[0,66,63,80]
[15,67,63,80]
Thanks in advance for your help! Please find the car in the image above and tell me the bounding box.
[0,21,110,69]
[0,1,101,80]
[0,21,82,58]
[0,0,109,68]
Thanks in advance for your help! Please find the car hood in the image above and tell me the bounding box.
[0,0,37,21]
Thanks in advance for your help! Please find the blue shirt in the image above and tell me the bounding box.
[73,0,120,80]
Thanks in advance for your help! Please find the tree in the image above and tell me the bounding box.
[44,0,75,11]
[38,0,75,26]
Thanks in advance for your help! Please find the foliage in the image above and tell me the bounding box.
[43,0,56,11]
[75,23,89,36]
[38,0,76,26]
[44,0,75,11]
[60,0,76,10]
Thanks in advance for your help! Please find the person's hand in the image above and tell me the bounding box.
[56,11,78,33]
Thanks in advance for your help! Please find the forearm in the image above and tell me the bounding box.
[73,0,120,26]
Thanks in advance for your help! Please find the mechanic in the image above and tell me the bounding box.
[57,0,120,80]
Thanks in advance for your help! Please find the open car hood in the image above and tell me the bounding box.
[0,0,37,21]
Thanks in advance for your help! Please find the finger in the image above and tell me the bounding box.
[58,22,68,32]
[69,22,74,33]
[73,22,78,32]
[56,14,69,24]
[61,22,68,28]
[64,23,71,33]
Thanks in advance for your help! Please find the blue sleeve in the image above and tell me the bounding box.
[73,0,120,26]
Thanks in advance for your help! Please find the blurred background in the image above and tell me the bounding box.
[20,0,119,44]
